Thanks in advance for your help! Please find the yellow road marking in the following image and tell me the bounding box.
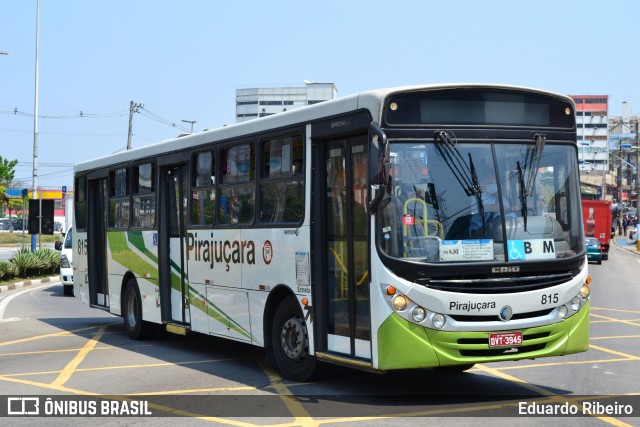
[590,344,640,359]
[591,335,640,340]
[591,313,640,327]
[2,356,255,378]
[256,351,317,426]
[0,323,119,347]
[475,364,635,427]
[52,325,106,386]
[592,307,640,314]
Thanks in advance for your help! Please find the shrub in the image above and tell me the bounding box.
[0,261,17,281]
[9,247,60,277]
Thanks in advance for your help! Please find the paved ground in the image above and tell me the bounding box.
[613,233,640,255]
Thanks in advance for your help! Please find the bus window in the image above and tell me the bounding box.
[108,167,130,229]
[75,175,87,231]
[259,135,304,223]
[220,144,255,225]
[132,162,156,228]
[191,151,216,225]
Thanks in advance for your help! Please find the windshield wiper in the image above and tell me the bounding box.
[434,130,485,229]
[525,132,546,197]
[434,131,482,196]
[516,160,528,231]
[518,133,546,232]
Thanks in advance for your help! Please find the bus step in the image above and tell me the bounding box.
[166,323,191,336]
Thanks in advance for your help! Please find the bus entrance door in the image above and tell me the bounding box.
[87,178,109,308]
[159,165,191,326]
[321,134,371,360]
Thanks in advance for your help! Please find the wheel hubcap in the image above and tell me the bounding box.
[281,316,307,360]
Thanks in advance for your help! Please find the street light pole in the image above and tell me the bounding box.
[31,0,40,251]
[181,119,196,133]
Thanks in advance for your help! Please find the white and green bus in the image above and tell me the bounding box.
[73,84,591,381]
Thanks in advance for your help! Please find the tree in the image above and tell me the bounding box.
[0,155,18,184]
[0,155,19,220]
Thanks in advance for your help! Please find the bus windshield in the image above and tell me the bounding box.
[379,138,584,263]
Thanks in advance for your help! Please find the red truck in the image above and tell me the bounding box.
[581,199,612,260]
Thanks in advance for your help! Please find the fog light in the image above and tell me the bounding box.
[432,313,446,329]
[392,295,408,311]
[558,305,569,319]
[579,284,590,299]
[412,306,426,322]
[570,296,581,311]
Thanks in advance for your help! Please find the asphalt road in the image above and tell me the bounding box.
[0,244,638,426]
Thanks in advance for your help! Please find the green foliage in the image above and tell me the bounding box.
[0,155,18,185]
[0,261,17,281]
[8,247,60,277]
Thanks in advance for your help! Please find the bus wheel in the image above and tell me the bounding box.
[271,295,319,382]
[123,278,155,340]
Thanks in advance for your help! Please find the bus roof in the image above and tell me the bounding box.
[75,83,572,174]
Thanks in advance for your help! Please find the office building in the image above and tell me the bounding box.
[236,82,337,123]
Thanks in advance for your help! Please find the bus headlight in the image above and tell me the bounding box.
[579,284,590,299]
[412,306,426,322]
[392,295,408,311]
[558,305,569,319]
[432,313,446,329]
[570,296,581,312]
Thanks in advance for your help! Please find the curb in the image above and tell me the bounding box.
[612,236,640,255]
[0,276,59,294]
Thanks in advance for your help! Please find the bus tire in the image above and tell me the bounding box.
[123,278,156,340]
[270,295,319,382]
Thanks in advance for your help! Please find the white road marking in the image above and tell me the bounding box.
[0,283,57,320]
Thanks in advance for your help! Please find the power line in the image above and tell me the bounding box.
[136,105,190,132]
[0,108,128,119]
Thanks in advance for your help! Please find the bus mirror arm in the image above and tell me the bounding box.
[368,122,390,214]
[368,184,385,213]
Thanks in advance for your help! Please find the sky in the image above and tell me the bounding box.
[2,0,640,190]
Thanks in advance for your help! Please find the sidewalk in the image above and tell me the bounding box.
[612,234,640,255]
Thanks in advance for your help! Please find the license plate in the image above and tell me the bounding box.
[489,331,523,347]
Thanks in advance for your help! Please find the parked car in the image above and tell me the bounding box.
[585,237,602,265]
[629,227,638,244]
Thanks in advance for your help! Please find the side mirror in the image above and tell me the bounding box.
[54,241,62,251]
[368,122,389,213]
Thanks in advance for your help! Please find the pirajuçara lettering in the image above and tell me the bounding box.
[186,232,255,270]
[449,301,497,312]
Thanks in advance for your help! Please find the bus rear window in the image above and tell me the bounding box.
[384,89,575,128]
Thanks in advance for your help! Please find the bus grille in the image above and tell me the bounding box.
[449,308,554,322]
[426,272,574,294]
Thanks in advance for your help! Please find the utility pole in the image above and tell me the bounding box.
[32,0,40,251]
[127,101,143,150]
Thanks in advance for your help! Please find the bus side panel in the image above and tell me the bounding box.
[106,230,162,323]
[74,230,90,306]
[185,228,250,341]
[243,225,312,348]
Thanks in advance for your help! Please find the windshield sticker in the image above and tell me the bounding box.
[508,239,555,261]
[440,239,494,261]
[402,215,415,225]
